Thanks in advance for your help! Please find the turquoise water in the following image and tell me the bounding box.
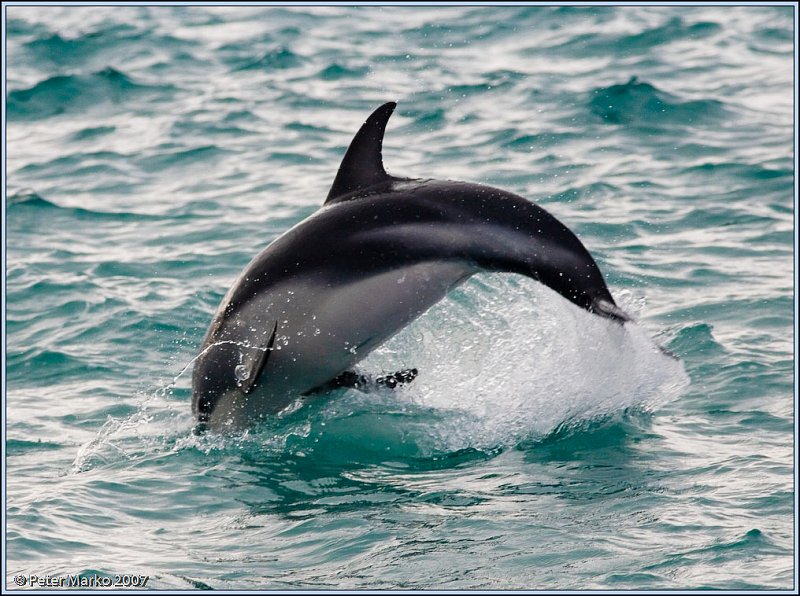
[5,5,795,591]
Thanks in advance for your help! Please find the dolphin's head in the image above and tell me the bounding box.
[191,330,300,431]
[191,354,294,432]
[191,309,286,430]
[191,340,242,428]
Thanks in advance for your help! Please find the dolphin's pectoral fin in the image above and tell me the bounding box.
[303,367,419,396]
[325,102,398,204]
[302,371,367,396]
[238,320,278,395]
[374,368,418,388]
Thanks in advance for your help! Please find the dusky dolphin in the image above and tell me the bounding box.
[192,102,631,430]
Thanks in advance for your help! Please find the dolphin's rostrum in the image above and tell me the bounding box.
[192,102,631,430]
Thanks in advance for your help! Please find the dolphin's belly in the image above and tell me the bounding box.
[265,261,473,384]
[203,261,472,429]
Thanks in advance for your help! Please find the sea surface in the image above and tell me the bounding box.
[4,5,796,591]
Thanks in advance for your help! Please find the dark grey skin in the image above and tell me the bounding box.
[192,102,631,431]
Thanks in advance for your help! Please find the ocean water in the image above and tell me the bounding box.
[4,5,795,591]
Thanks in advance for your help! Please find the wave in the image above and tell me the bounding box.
[317,63,370,80]
[14,149,137,184]
[750,24,794,56]
[233,47,304,71]
[667,322,726,360]
[541,15,721,56]
[499,130,582,151]
[69,125,117,141]
[613,17,720,52]
[20,21,197,68]
[8,16,52,37]
[134,144,231,172]
[7,67,174,120]
[588,76,729,127]
[6,348,115,386]
[7,189,55,208]
[7,439,67,456]
[680,161,791,181]
[24,24,140,60]
[7,189,162,221]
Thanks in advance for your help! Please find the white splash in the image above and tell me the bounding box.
[350,274,689,453]
[70,275,688,469]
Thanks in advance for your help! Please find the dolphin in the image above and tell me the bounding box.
[191,101,631,430]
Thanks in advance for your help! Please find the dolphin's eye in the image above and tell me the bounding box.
[197,397,214,421]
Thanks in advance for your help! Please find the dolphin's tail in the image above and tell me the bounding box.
[591,298,633,324]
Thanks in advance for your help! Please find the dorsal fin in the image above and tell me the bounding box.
[325,101,397,204]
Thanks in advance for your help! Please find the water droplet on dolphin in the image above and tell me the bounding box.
[234,364,250,386]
